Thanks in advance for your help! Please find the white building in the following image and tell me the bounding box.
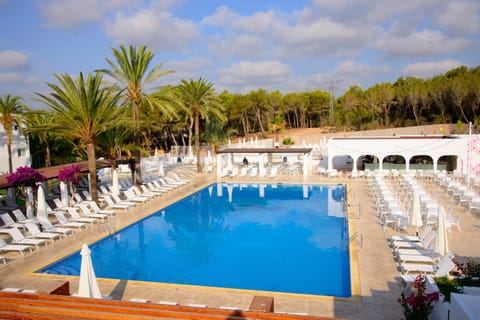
[0,123,31,174]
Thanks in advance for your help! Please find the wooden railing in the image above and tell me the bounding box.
[0,291,344,320]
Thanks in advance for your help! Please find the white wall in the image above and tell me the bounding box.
[0,124,31,174]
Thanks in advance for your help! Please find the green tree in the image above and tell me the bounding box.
[0,94,26,174]
[99,44,175,183]
[36,72,125,202]
[23,110,58,167]
[177,78,225,172]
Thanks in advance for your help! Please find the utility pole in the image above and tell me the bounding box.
[327,80,340,126]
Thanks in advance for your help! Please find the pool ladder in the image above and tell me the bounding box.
[348,202,361,219]
[349,232,363,248]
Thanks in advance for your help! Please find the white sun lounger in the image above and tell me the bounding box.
[393,232,435,250]
[123,189,149,203]
[0,238,32,256]
[6,227,47,249]
[24,222,61,242]
[87,202,116,216]
[103,195,132,210]
[401,254,455,275]
[66,208,100,224]
[390,225,432,242]
[0,213,26,230]
[53,212,87,230]
[37,217,74,236]
[398,253,437,264]
[78,204,108,222]
[12,209,36,224]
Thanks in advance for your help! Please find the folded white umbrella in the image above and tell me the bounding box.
[78,243,102,299]
[434,206,449,256]
[36,184,48,219]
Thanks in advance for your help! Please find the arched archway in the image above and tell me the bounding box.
[409,155,433,171]
[358,155,379,171]
[438,155,459,172]
[382,155,406,170]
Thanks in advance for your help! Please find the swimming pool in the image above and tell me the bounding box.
[39,183,351,297]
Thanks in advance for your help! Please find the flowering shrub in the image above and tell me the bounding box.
[398,275,439,320]
[58,165,81,185]
[7,166,46,190]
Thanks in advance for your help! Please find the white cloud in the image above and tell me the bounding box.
[333,60,389,77]
[435,1,480,35]
[208,34,266,59]
[160,58,211,85]
[0,50,30,70]
[274,19,380,57]
[378,29,470,58]
[218,61,291,87]
[401,60,464,78]
[39,0,137,28]
[202,6,279,34]
[105,9,198,51]
[0,72,39,84]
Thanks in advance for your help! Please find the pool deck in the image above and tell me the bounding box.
[1,166,479,319]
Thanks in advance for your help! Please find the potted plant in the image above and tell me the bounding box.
[58,165,81,206]
[7,166,46,217]
[398,275,439,320]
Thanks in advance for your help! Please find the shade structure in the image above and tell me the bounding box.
[36,184,48,219]
[78,244,102,299]
[434,206,449,256]
[410,191,423,229]
[207,150,213,164]
[158,162,165,177]
[60,181,69,208]
[25,186,34,219]
[227,184,233,203]
[111,169,119,196]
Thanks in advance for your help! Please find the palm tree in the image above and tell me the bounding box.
[0,94,26,174]
[98,44,175,183]
[23,110,57,167]
[177,78,225,172]
[35,72,125,202]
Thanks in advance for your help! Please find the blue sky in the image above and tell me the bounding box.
[0,0,479,107]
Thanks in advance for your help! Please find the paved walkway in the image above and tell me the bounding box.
[0,167,479,319]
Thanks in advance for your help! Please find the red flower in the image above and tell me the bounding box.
[58,165,81,185]
[7,166,46,189]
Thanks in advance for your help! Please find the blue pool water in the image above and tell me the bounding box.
[39,183,351,297]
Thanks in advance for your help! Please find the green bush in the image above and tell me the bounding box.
[282,137,295,145]
[434,276,463,302]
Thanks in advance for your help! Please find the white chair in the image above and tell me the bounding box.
[123,189,149,203]
[111,194,137,207]
[53,212,87,230]
[392,232,435,250]
[6,227,46,249]
[103,195,133,210]
[66,208,100,224]
[449,214,461,231]
[390,226,432,243]
[12,209,36,224]
[0,238,32,256]
[0,213,26,230]
[238,167,248,178]
[37,217,74,236]
[401,254,455,275]
[78,204,108,222]
[87,202,116,216]
[24,222,60,242]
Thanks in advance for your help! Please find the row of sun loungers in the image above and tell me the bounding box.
[0,174,192,263]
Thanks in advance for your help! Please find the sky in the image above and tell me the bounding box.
[0,0,479,108]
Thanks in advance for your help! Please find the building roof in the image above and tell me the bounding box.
[0,160,111,189]
[217,147,313,154]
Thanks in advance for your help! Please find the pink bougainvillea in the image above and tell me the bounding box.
[7,166,46,190]
[398,275,439,320]
[58,165,81,185]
